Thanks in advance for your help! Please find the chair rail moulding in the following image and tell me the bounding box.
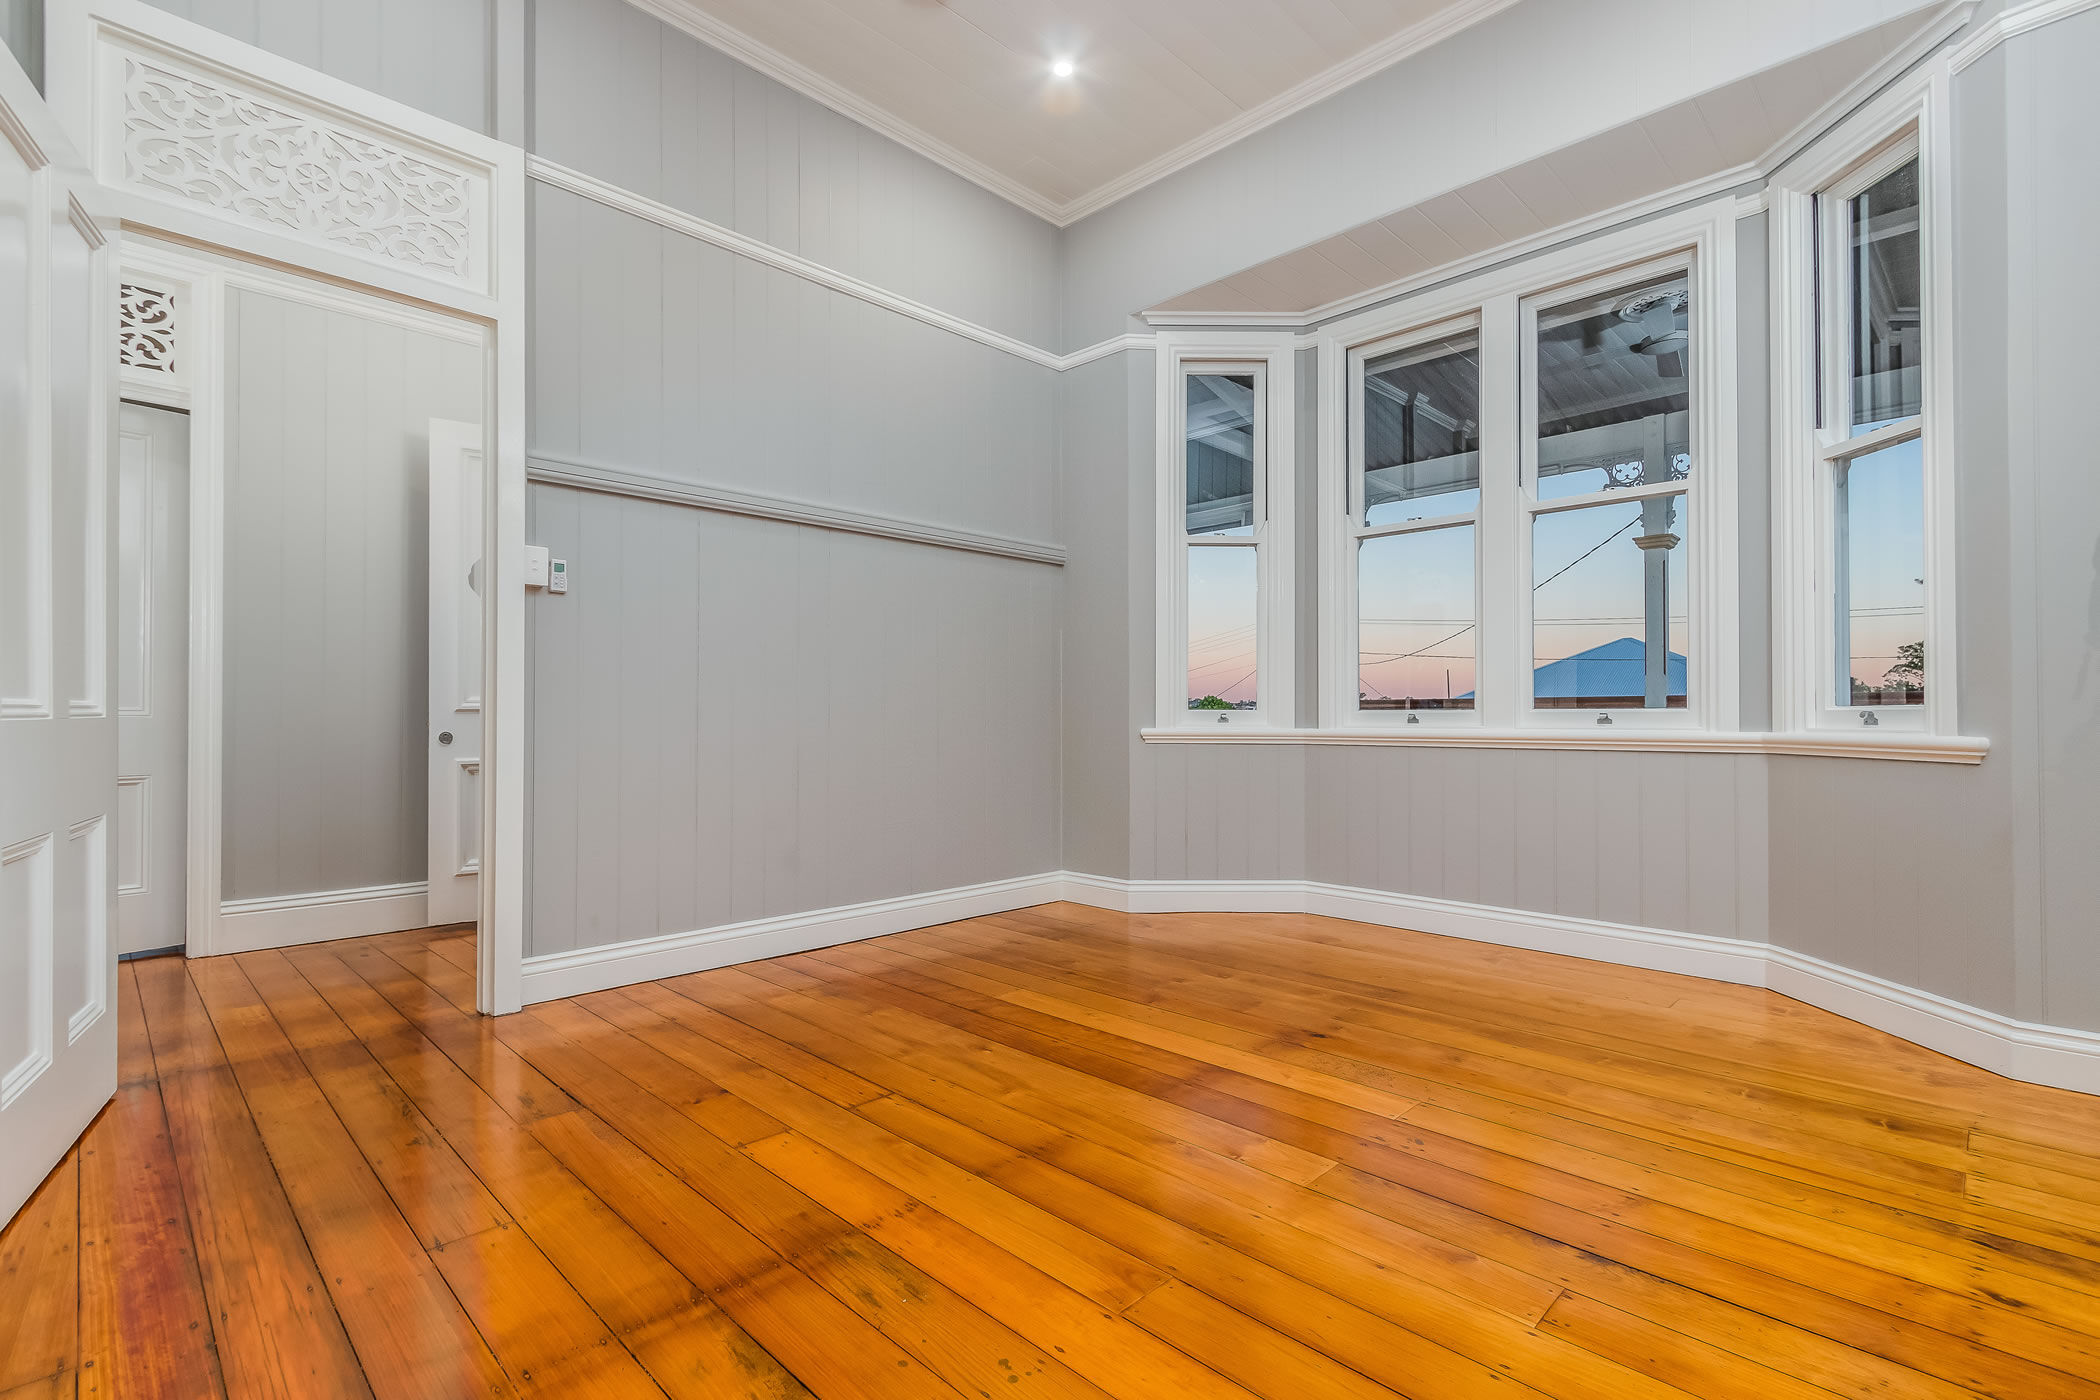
[47,0,530,1014]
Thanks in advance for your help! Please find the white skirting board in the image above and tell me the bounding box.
[519,873,1069,1003]
[216,881,431,955]
[513,867,2100,1096]
[1057,873,2100,1096]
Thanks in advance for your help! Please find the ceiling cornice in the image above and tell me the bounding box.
[622,0,1067,222]
[623,0,1524,228]
[1051,0,1525,225]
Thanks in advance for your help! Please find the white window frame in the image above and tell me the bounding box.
[1769,65,1960,744]
[1154,333,1296,730]
[1340,312,1486,730]
[1317,197,1740,740]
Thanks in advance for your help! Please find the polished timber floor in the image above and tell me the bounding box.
[6,909,2100,1399]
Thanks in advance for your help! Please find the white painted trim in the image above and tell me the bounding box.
[1145,3,1981,331]
[620,0,1061,223]
[1767,62,1964,749]
[1135,727,1988,763]
[1051,875,2100,1094]
[1311,198,1740,740]
[528,457,1066,567]
[521,873,1067,1003]
[54,2,530,1011]
[515,867,2100,1091]
[527,156,1144,374]
[1154,334,1298,731]
[1948,0,2100,72]
[1149,164,1760,332]
[1053,0,1526,225]
[1766,945,2100,1094]
[216,881,431,955]
[623,0,1521,229]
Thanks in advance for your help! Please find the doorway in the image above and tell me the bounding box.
[114,402,189,959]
[116,245,489,966]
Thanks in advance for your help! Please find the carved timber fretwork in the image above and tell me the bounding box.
[119,53,478,283]
[117,282,176,373]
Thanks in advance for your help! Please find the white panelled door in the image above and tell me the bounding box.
[0,52,118,1226]
[427,419,484,926]
[115,403,190,955]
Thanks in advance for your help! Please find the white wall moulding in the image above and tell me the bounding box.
[525,156,1148,373]
[1146,2,1977,329]
[623,0,1526,228]
[1051,875,2100,1095]
[527,458,1066,568]
[1947,0,2100,71]
[216,881,431,955]
[521,873,1069,1003]
[1136,728,1990,763]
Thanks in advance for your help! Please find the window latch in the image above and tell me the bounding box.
[1406,713,1420,725]
[1859,710,1880,727]
[1596,711,1613,726]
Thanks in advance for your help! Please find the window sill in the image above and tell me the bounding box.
[1139,727,1988,764]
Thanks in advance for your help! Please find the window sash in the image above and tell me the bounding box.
[1346,318,1486,726]
[1159,342,1294,730]
[1811,136,1931,731]
[1518,254,1705,729]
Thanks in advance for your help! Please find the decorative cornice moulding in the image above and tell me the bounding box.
[623,0,1523,229]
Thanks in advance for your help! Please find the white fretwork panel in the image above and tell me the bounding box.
[118,282,176,374]
[114,51,487,292]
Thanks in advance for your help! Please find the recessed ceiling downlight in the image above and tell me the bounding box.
[1051,58,1076,79]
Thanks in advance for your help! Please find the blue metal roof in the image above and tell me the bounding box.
[1459,637,1686,700]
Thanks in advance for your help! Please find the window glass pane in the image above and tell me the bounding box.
[1531,495,1689,709]
[1535,273,1691,501]
[1358,525,1475,711]
[1363,334,1480,525]
[1849,158,1921,433]
[1835,438,1925,707]
[1188,546,1258,710]
[1186,373,1256,536]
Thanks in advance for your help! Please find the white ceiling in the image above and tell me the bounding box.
[626,0,1521,224]
[1147,11,1937,322]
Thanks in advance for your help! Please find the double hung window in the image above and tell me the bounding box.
[1156,338,1296,729]
[1324,201,1737,736]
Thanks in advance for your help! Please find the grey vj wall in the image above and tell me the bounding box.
[221,288,482,901]
[518,0,1064,959]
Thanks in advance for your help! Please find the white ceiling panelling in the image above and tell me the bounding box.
[1148,10,1942,321]
[627,0,1523,224]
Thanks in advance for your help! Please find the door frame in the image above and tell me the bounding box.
[53,0,527,1011]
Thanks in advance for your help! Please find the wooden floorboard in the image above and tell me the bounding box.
[8,908,2100,1398]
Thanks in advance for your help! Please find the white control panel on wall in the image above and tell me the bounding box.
[523,547,567,593]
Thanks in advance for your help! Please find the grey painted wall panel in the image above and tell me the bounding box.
[1056,352,1139,880]
[529,0,1056,346]
[530,185,1057,544]
[524,483,1060,960]
[221,288,481,900]
[2007,14,2100,1030]
[139,0,493,133]
[1,0,39,88]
